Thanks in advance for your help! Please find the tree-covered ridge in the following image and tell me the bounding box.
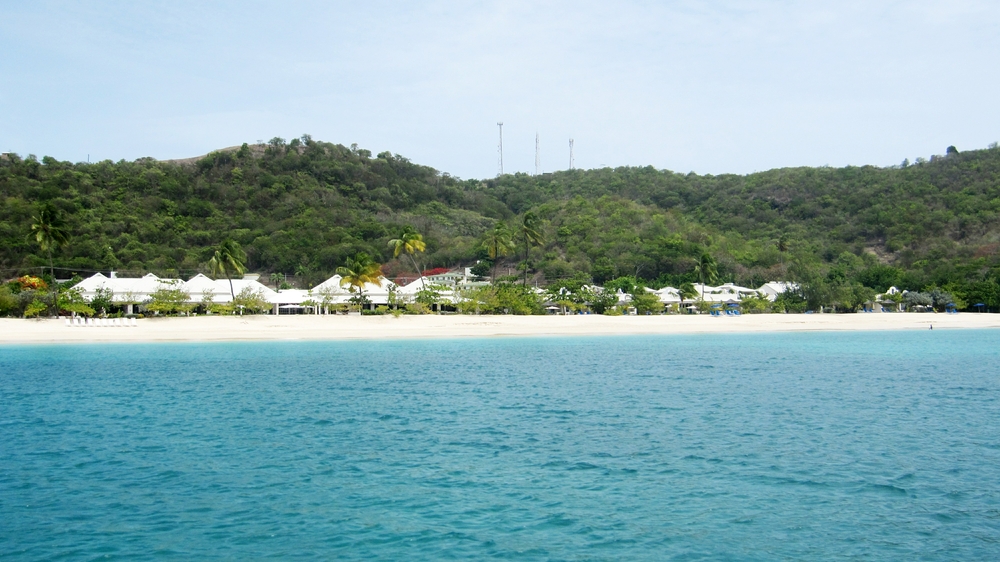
[2,136,1000,309]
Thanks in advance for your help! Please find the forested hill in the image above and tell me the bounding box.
[2,137,1000,305]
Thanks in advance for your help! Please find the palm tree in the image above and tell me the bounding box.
[693,253,718,301]
[208,240,247,300]
[679,282,698,312]
[336,252,382,312]
[270,272,285,291]
[295,263,312,286]
[518,212,543,285]
[29,202,70,281]
[482,221,515,283]
[388,227,427,289]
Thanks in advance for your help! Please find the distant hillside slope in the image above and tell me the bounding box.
[2,137,1000,306]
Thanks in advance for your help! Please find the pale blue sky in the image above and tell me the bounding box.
[2,1,999,179]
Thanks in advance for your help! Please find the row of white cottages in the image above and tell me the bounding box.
[74,272,408,314]
[73,271,798,314]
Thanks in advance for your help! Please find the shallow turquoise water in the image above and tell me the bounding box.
[2,330,1000,560]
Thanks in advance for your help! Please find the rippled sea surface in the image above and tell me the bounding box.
[2,330,1000,560]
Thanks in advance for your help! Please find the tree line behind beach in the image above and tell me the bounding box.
[2,137,1000,313]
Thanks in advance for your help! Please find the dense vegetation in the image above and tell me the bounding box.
[3,136,1000,311]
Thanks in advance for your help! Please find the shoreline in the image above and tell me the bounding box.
[1,313,998,345]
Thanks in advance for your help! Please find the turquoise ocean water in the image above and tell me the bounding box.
[1,330,999,560]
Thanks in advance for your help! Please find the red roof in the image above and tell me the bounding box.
[422,267,452,276]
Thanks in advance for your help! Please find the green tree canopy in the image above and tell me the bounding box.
[518,212,544,285]
[208,240,247,300]
[29,202,70,274]
[482,221,515,283]
[336,252,382,311]
[388,226,427,289]
[693,253,718,299]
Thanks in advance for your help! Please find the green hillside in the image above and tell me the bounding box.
[3,136,1000,309]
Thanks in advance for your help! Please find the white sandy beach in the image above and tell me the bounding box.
[1,312,998,344]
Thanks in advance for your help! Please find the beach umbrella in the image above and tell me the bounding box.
[974,303,986,312]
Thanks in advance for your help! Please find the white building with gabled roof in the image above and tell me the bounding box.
[755,282,799,302]
[182,273,278,304]
[647,286,682,305]
[75,272,176,302]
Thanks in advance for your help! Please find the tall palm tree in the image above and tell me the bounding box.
[777,233,790,273]
[29,202,70,281]
[693,253,718,301]
[388,227,427,289]
[208,240,247,300]
[679,282,698,311]
[518,212,543,285]
[482,221,515,283]
[337,252,382,312]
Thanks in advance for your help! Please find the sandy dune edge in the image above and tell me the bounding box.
[1,313,998,344]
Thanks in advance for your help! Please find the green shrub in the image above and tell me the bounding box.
[232,286,270,314]
[0,286,17,317]
[406,302,430,315]
[24,299,48,318]
[144,284,194,315]
[630,291,663,314]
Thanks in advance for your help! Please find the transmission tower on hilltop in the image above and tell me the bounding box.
[497,122,504,176]
[569,138,574,170]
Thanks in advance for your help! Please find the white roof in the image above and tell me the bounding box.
[270,289,315,305]
[288,275,399,305]
[182,274,278,303]
[717,282,757,293]
[755,281,799,301]
[183,273,218,292]
[312,274,345,292]
[74,272,281,304]
[757,281,797,294]
[396,278,426,295]
[75,272,180,301]
[648,286,683,304]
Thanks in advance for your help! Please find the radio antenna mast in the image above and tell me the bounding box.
[497,122,504,176]
[569,138,574,170]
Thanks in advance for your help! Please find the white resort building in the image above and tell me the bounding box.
[72,270,801,315]
[75,271,416,315]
